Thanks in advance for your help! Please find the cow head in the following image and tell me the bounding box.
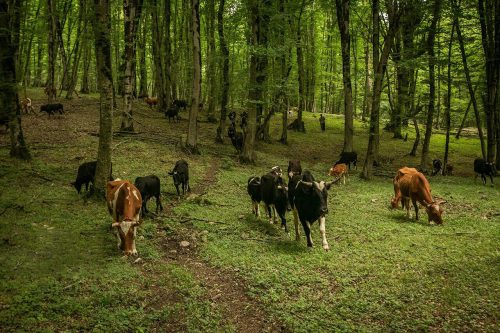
[299,180,334,216]
[390,197,399,209]
[425,200,446,224]
[71,181,82,194]
[271,166,283,178]
[112,220,140,255]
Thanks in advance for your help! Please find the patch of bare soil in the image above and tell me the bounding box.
[148,160,286,332]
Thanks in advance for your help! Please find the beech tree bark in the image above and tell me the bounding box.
[215,0,229,143]
[46,0,57,102]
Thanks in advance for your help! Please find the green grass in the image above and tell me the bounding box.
[0,89,498,332]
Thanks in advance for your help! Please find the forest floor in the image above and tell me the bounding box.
[0,89,498,332]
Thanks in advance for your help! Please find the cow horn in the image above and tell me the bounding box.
[111,222,120,228]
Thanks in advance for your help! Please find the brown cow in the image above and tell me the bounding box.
[328,163,348,185]
[391,167,418,208]
[106,179,143,255]
[396,171,446,224]
[144,96,158,108]
[21,98,35,114]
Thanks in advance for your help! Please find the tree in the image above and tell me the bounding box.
[0,0,30,160]
[335,0,354,152]
[420,0,441,170]
[46,0,57,102]
[186,0,201,154]
[92,0,114,196]
[120,0,143,132]
[215,0,229,143]
[443,22,455,175]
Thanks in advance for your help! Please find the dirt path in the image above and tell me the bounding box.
[149,159,285,333]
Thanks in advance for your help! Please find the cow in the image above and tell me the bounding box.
[21,98,35,114]
[228,124,244,153]
[334,151,357,170]
[169,159,190,196]
[293,171,336,250]
[395,171,446,224]
[240,111,248,132]
[287,160,302,179]
[71,161,113,194]
[173,99,188,111]
[474,158,496,185]
[260,172,289,232]
[44,86,57,99]
[144,96,158,108]
[40,103,64,116]
[445,164,453,176]
[165,105,180,122]
[247,176,262,217]
[391,167,418,209]
[134,175,163,216]
[106,179,143,255]
[432,159,442,176]
[328,163,348,185]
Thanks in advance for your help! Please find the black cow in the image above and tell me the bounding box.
[228,111,237,123]
[40,103,64,116]
[287,160,302,179]
[334,151,357,170]
[173,99,188,110]
[169,159,190,196]
[228,124,244,153]
[247,176,262,217]
[260,173,289,232]
[432,159,442,176]
[474,158,496,185]
[240,111,248,131]
[134,175,163,216]
[71,161,113,194]
[293,170,336,251]
[165,106,180,122]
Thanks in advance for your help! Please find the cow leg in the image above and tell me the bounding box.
[302,221,313,248]
[489,174,494,185]
[342,174,346,185]
[272,205,277,224]
[156,195,163,213]
[175,185,180,197]
[131,228,138,256]
[256,201,260,217]
[293,208,300,241]
[265,204,273,223]
[482,174,487,185]
[412,198,419,220]
[318,216,329,251]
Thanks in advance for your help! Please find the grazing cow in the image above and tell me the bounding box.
[40,103,64,116]
[334,151,358,170]
[134,175,163,216]
[395,171,446,224]
[432,159,442,176]
[144,96,158,108]
[106,180,143,255]
[247,176,262,217]
[328,163,348,185]
[227,124,244,153]
[287,160,302,179]
[173,99,188,110]
[71,161,113,194]
[391,167,418,209]
[260,173,289,232]
[165,106,180,122]
[169,159,190,196]
[293,171,336,250]
[21,98,35,114]
[474,158,496,185]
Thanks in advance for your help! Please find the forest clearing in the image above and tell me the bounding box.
[1,0,500,331]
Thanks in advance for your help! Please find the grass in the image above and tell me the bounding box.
[0,89,498,332]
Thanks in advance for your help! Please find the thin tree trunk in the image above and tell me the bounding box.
[443,23,455,175]
[151,0,165,111]
[336,0,354,152]
[186,0,201,153]
[164,0,172,106]
[66,0,85,99]
[33,35,43,87]
[295,0,306,131]
[1,0,30,160]
[215,0,229,143]
[46,0,57,102]
[420,0,441,170]
[362,30,371,121]
[138,11,147,98]
[80,37,91,93]
[455,85,476,139]
[279,0,290,144]
[93,0,114,197]
[206,0,217,122]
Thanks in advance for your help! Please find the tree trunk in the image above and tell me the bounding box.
[186,0,201,154]
[295,0,306,131]
[420,0,441,171]
[455,85,476,139]
[362,30,371,121]
[120,0,143,132]
[336,0,354,152]
[453,0,486,158]
[80,37,91,93]
[1,0,30,160]
[392,28,403,138]
[33,35,43,87]
[138,11,148,98]
[46,0,57,102]
[151,0,166,111]
[164,0,172,106]
[66,0,85,100]
[443,23,454,175]
[215,0,229,143]
[279,0,290,144]
[206,0,217,122]
[93,0,114,197]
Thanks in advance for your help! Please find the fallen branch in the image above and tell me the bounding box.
[171,216,228,225]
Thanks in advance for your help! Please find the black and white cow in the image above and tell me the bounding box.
[287,160,302,179]
[134,175,163,216]
[260,172,289,232]
[334,151,357,170]
[169,160,190,196]
[247,176,262,217]
[474,158,496,185]
[293,170,336,251]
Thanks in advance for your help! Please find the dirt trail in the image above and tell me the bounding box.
[151,159,285,333]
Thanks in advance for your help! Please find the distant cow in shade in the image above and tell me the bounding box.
[169,159,190,196]
[247,176,262,217]
[134,175,163,216]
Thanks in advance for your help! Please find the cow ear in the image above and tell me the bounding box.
[168,171,173,175]
[436,199,447,205]
[111,222,120,228]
